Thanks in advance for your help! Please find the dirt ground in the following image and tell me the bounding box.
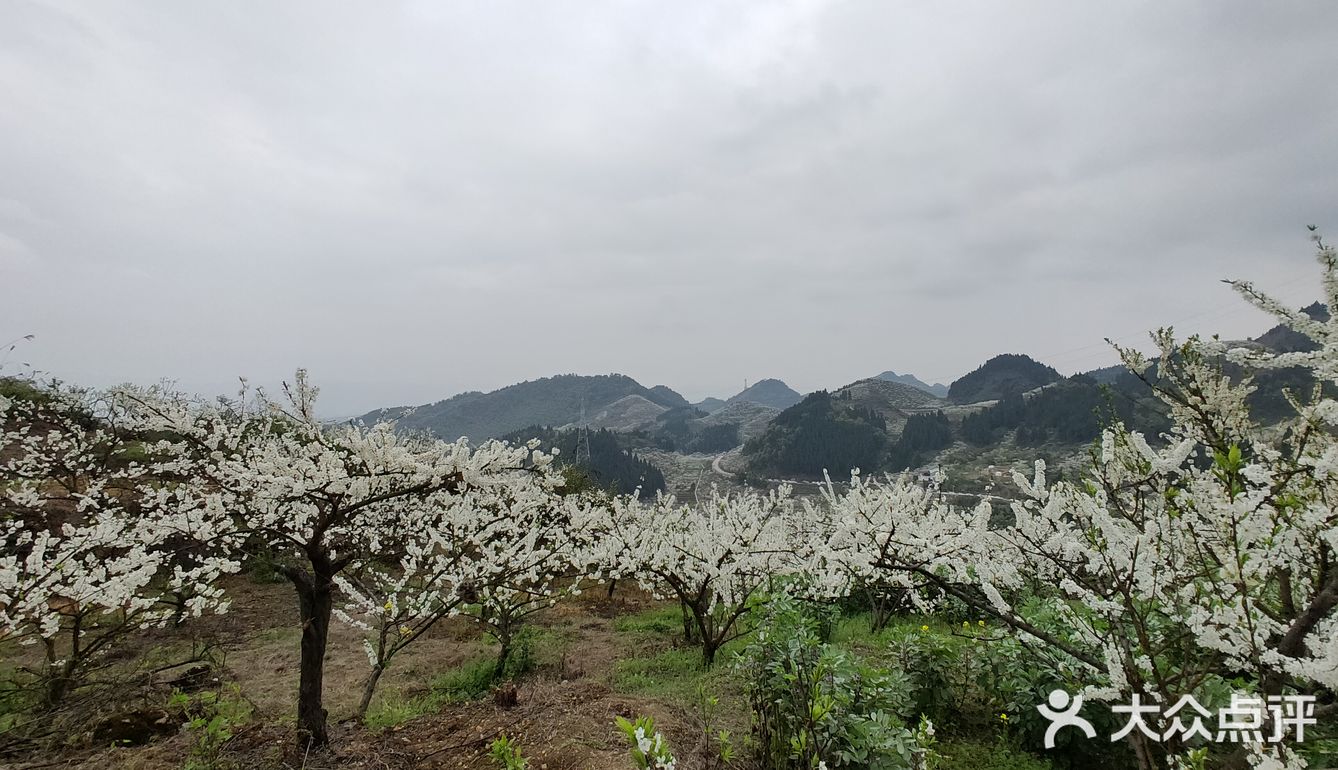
[6,578,710,770]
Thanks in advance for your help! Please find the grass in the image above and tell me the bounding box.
[611,604,683,636]
[936,738,1053,770]
[362,657,502,730]
[610,604,748,705]
[427,657,499,705]
[250,625,301,644]
[613,646,721,701]
[363,627,553,730]
[363,692,429,731]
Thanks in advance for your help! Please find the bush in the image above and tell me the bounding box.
[168,685,252,770]
[490,735,529,769]
[740,596,922,769]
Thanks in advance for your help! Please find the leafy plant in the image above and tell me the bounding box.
[616,714,678,770]
[170,685,252,770]
[490,734,529,770]
[694,684,736,767]
[740,596,917,769]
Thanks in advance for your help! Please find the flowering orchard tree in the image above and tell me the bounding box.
[902,235,1338,770]
[0,383,236,708]
[803,469,991,631]
[333,461,594,717]
[457,491,602,681]
[605,486,799,666]
[125,371,543,747]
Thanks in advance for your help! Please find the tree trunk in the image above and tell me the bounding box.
[702,637,719,668]
[681,601,698,645]
[871,593,889,633]
[494,638,512,681]
[43,624,78,707]
[45,659,74,708]
[356,664,384,721]
[1125,730,1159,770]
[295,573,334,748]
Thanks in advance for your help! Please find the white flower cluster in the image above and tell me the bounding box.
[0,383,239,695]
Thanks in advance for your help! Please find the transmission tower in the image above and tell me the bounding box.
[575,397,591,465]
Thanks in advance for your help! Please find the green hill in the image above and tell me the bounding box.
[500,425,666,498]
[742,390,888,478]
[947,354,1061,404]
[727,379,803,410]
[359,374,688,441]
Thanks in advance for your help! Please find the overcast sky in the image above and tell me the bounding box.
[2,1,1335,415]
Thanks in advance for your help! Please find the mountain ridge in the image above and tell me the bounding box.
[357,373,689,441]
[873,370,949,398]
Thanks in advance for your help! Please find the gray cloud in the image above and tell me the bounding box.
[1,0,1334,414]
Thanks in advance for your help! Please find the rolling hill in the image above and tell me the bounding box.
[357,373,688,441]
[726,379,803,409]
[947,354,1061,404]
[741,378,948,478]
[873,370,949,398]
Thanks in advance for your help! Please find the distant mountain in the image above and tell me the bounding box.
[694,397,727,414]
[1080,364,1127,385]
[842,378,948,415]
[873,370,948,398]
[742,378,948,478]
[1254,301,1327,353]
[948,354,1061,404]
[727,379,802,410]
[959,372,1169,448]
[358,373,689,441]
[743,390,888,479]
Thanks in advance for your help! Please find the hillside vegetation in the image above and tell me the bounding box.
[500,425,667,498]
[873,370,949,398]
[358,374,689,441]
[947,354,1061,404]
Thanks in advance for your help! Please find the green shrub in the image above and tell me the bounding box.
[168,685,252,770]
[428,658,498,704]
[937,739,1051,770]
[490,734,529,769]
[741,595,920,769]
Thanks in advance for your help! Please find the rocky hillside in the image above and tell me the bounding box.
[560,394,667,432]
[695,400,780,443]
